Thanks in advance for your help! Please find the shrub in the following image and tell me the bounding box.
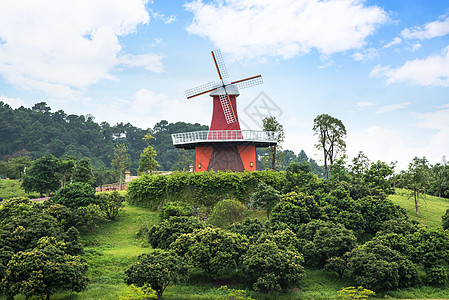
[74,204,106,233]
[124,249,188,299]
[97,191,125,220]
[425,267,448,286]
[159,201,192,220]
[241,241,305,294]
[208,199,248,228]
[337,286,375,300]
[442,208,449,230]
[252,182,280,219]
[297,220,357,267]
[347,243,419,291]
[172,227,248,279]
[230,218,268,244]
[52,182,97,209]
[148,216,205,249]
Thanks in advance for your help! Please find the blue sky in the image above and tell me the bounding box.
[0,0,448,170]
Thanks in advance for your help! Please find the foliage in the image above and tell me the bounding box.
[313,114,347,179]
[21,154,61,196]
[124,249,188,299]
[72,157,96,187]
[337,286,375,300]
[172,227,248,279]
[297,220,357,267]
[324,255,349,278]
[119,284,157,299]
[241,240,305,294]
[442,208,449,230]
[1,236,88,300]
[148,216,205,249]
[252,182,280,219]
[347,242,419,291]
[208,199,248,228]
[97,191,126,220]
[425,267,448,286]
[271,191,321,232]
[230,218,268,244]
[127,170,286,209]
[74,204,106,233]
[52,182,97,209]
[159,201,192,220]
[138,145,159,174]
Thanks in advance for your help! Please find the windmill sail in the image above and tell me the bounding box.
[186,81,218,99]
[219,92,236,124]
[231,75,263,90]
[211,49,229,80]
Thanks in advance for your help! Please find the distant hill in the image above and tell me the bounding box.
[0,101,323,175]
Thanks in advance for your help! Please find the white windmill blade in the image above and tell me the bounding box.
[218,89,237,124]
[231,75,263,90]
[185,81,218,99]
[211,49,229,80]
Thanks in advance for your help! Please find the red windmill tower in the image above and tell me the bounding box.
[172,50,278,172]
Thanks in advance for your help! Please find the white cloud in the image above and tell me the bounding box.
[185,0,387,60]
[382,37,402,49]
[370,46,449,86]
[119,54,165,73]
[357,101,376,107]
[352,48,378,61]
[0,0,163,98]
[411,43,421,52]
[376,102,410,114]
[0,95,26,108]
[402,14,449,40]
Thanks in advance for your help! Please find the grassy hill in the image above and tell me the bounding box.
[389,188,449,228]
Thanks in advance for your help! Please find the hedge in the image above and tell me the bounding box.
[127,170,286,209]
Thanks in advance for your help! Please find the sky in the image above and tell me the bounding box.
[0,0,448,171]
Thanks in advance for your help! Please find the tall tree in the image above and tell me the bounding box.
[21,154,61,196]
[349,151,370,184]
[72,157,95,187]
[262,116,285,170]
[138,133,160,174]
[313,114,347,179]
[402,156,431,214]
[111,144,130,190]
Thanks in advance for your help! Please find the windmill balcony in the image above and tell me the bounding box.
[172,130,279,149]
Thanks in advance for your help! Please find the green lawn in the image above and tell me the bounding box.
[389,188,449,228]
[0,179,39,200]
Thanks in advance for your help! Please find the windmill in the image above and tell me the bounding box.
[171,50,277,172]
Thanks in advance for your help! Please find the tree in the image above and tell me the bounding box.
[401,156,431,214]
[21,154,61,196]
[124,249,188,299]
[313,114,347,179]
[208,199,248,228]
[349,151,370,184]
[138,146,159,174]
[111,143,130,190]
[2,237,88,300]
[72,157,95,187]
[241,240,305,294]
[52,182,97,209]
[172,227,247,279]
[59,158,75,187]
[262,116,285,170]
[148,216,205,249]
[252,182,280,219]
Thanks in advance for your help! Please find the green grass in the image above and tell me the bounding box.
[0,179,40,200]
[389,188,449,228]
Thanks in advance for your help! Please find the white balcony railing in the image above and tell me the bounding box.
[171,130,279,145]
